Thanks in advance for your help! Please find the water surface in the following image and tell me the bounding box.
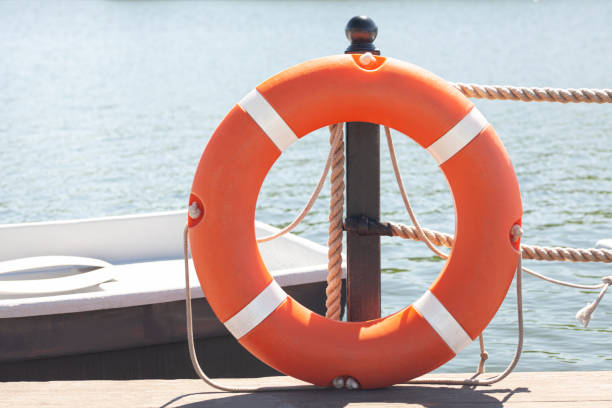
[1,0,611,373]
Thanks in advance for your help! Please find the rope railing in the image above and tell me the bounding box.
[389,222,612,264]
[452,83,612,104]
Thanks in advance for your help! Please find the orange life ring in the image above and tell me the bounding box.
[188,54,522,389]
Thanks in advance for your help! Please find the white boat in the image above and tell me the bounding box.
[0,211,344,380]
[597,239,612,250]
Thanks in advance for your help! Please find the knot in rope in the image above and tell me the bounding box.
[188,202,201,219]
[576,279,611,328]
[511,225,523,242]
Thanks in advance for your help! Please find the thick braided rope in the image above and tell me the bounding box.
[521,245,612,263]
[389,222,612,263]
[325,124,345,320]
[453,83,612,104]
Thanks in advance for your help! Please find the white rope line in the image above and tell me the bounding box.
[384,126,501,382]
[384,126,449,260]
[408,256,525,386]
[522,265,607,290]
[255,136,335,243]
[183,225,319,392]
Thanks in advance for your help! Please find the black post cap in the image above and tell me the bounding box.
[345,16,380,55]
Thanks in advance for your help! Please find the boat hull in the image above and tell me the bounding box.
[0,280,345,381]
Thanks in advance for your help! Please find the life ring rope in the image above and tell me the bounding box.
[189,54,522,388]
[184,58,612,392]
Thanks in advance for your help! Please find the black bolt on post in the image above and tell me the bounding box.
[344,16,381,321]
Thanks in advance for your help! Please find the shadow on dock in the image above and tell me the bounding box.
[160,385,531,407]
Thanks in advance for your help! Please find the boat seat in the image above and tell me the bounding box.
[0,256,114,295]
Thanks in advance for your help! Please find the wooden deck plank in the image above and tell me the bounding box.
[1,371,611,407]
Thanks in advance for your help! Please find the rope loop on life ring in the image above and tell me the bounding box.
[188,54,523,389]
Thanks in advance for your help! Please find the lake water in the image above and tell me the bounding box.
[1,0,611,374]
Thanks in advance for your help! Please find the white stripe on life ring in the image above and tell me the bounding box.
[238,89,298,152]
[426,107,489,165]
[223,280,288,339]
[413,290,472,354]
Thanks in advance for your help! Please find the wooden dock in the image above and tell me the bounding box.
[2,371,611,407]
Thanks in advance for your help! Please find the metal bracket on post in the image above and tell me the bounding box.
[344,16,381,322]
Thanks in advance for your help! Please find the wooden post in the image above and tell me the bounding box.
[344,16,381,321]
